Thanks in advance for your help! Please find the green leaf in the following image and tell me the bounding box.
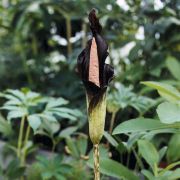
[166,56,180,81]
[42,172,52,180]
[0,114,13,137]
[113,118,180,135]
[167,134,180,162]
[59,126,78,138]
[7,110,27,121]
[159,146,167,162]
[39,113,57,122]
[1,105,25,112]
[138,140,159,170]
[3,94,22,101]
[103,131,118,147]
[126,133,142,150]
[107,84,155,114]
[37,120,59,137]
[6,159,25,178]
[164,168,180,180]
[46,97,69,109]
[87,158,138,180]
[141,170,155,180]
[4,99,22,106]
[28,115,41,131]
[66,137,79,158]
[6,89,26,102]
[76,134,88,155]
[157,102,180,124]
[54,174,66,180]
[49,109,77,121]
[141,81,180,103]
[27,163,42,180]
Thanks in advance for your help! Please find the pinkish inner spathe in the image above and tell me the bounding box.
[89,38,100,87]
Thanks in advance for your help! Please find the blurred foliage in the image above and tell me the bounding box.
[0,0,180,179]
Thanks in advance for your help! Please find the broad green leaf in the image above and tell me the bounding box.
[107,84,155,114]
[7,110,27,121]
[42,172,53,180]
[87,158,138,180]
[28,115,41,131]
[53,111,77,121]
[138,140,159,170]
[164,168,180,180]
[141,81,180,103]
[59,126,78,138]
[116,140,127,154]
[54,174,66,180]
[1,105,24,111]
[157,102,180,123]
[113,118,180,135]
[66,137,79,158]
[6,89,26,101]
[141,170,154,180]
[37,120,59,137]
[6,159,25,178]
[4,99,22,106]
[142,128,180,139]
[3,94,22,101]
[166,56,180,81]
[48,108,79,121]
[46,98,69,109]
[0,114,13,137]
[39,113,57,122]
[103,131,118,147]
[126,133,142,150]
[167,134,180,162]
[27,163,42,180]
[100,158,139,180]
[158,146,167,162]
[26,91,40,99]
[76,134,88,155]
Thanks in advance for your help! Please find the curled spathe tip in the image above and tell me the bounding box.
[88,9,102,35]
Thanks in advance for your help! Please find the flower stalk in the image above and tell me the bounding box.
[93,144,100,180]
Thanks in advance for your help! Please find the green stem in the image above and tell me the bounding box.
[51,140,56,153]
[21,124,31,165]
[132,147,144,170]
[126,150,131,168]
[106,111,116,148]
[109,111,116,134]
[153,163,158,177]
[17,116,26,158]
[66,16,72,56]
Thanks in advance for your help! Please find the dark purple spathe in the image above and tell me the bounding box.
[77,9,114,108]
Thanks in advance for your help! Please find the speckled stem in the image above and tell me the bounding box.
[94,144,100,180]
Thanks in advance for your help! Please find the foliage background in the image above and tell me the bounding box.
[0,0,180,179]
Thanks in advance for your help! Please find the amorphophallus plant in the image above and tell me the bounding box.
[77,9,114,180]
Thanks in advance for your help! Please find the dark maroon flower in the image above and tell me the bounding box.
[77,9,114,109]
